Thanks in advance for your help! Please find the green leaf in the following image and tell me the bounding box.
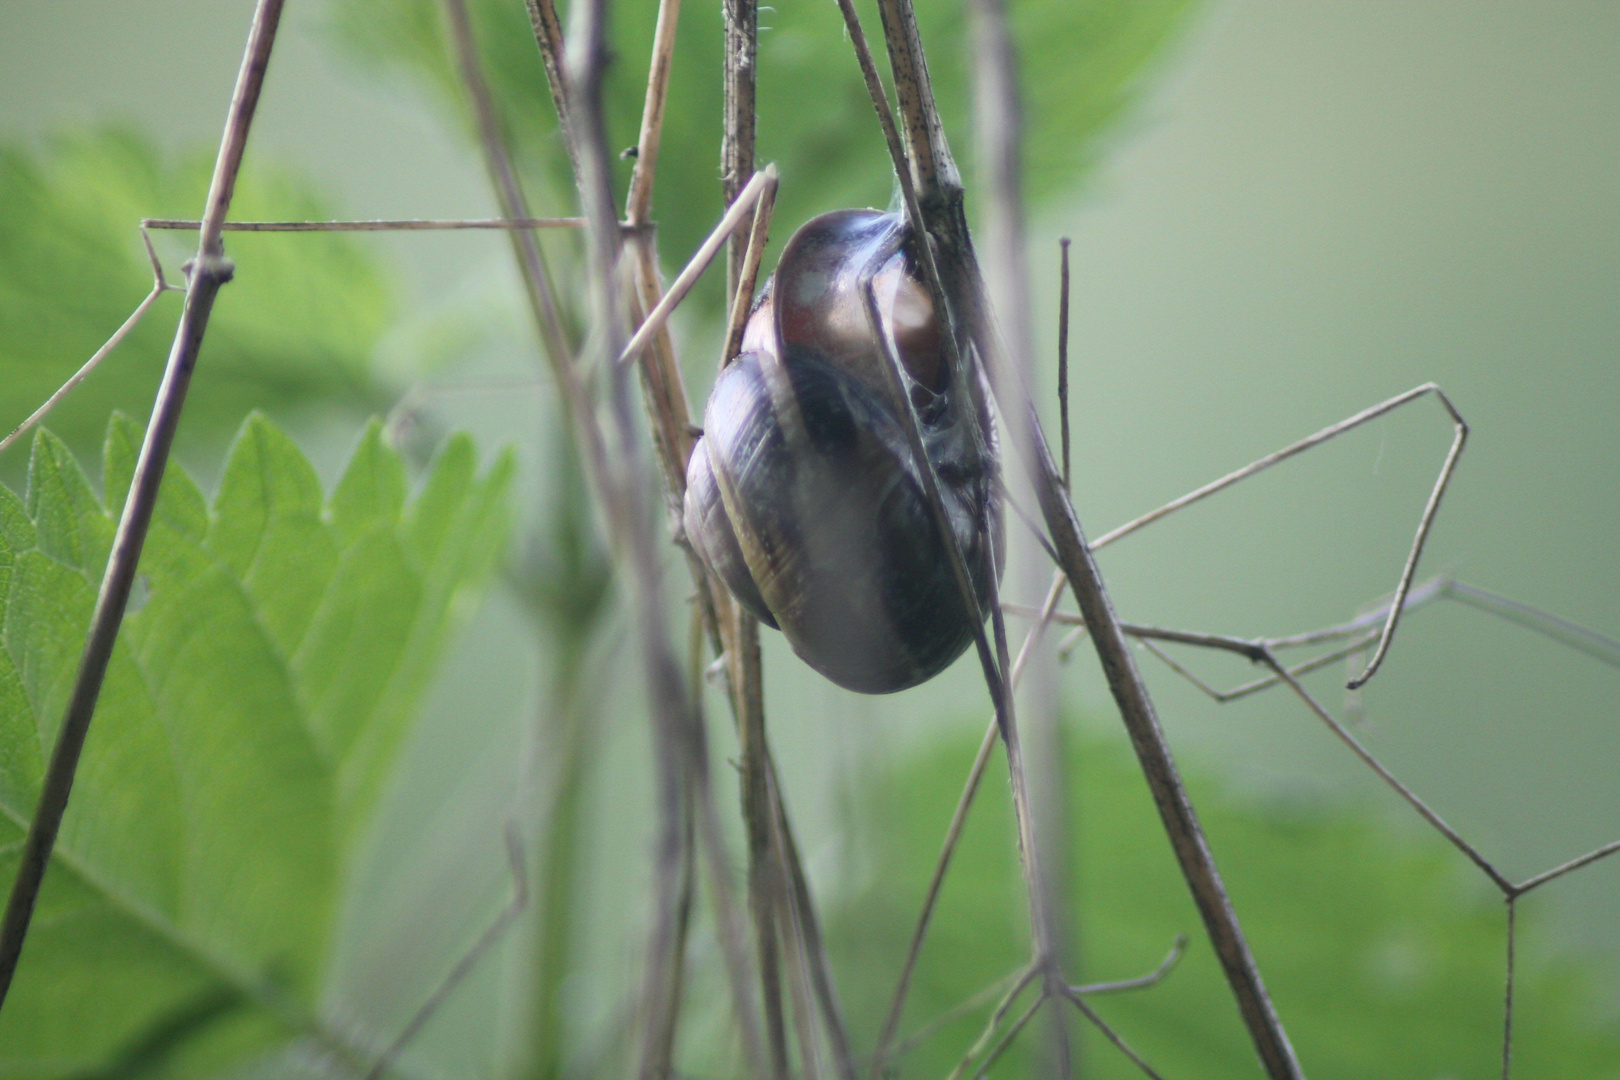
[0,413,512,1077]
[326,0,1199,314]
[0,129,398,462]
[830,730,1620,1079]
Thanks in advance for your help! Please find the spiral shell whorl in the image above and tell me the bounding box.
[683,209,1001,694]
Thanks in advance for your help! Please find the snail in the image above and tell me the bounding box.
[683,209,1003,694]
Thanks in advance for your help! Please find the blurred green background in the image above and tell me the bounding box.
[0,0,1616,1076]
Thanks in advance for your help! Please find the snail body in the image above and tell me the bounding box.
[684,209,1002,694]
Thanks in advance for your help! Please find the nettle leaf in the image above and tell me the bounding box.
[831,732,1620,1079]
[327,0,1198,313]
[0,414,513,1077]
[0,129,397,460]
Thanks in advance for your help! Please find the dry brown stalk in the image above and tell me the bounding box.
[142,216,586,231]
[827,0,1304,1072]
[0,0,289,1010]
[0,228,180,458]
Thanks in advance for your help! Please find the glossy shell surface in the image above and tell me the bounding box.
[684,210,1002,694]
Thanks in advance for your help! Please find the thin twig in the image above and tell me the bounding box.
[1071,935,1187,997]
[1444,581,1620,669]
[516,0,776,1069]
[863,264,1065,1032]
[1078,381,1470,692]
[767,759,858,1080]
[0,0,287,1011]
[1057,237,1071,493]
[968,990,1048,1080]
[623,0,682,227]
[1060,988,1167,1080]
[1260,652,1514,892]
[363,827,528,1080]
[720,182,777,367]
[732,608,788,1080]
[0,228,178,458]
[890,966,1026,1063]
[1263,577,1452,649]
[1501,898,1517,1080]
[442,4,729,1077]
[520,0,578,185]
[722,0,757,292]
[715,0,788,1070]
[1347,388,1467,688]
[870,570,1067,1074]
[770,804,826,1080]
[843,0,1305,1066]
[142,216,587,231]
[945,967,1040,1080]
[1090,383,1459,552]
[1511,839,1620,897]
[617,167,777,367]
[556,4,712,1080]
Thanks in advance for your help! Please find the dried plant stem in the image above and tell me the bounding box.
[0,229,178,458]
[1084,381,1470,692]
[767,759,857,1080]
[521,0,579,185]
[1059,988,1166,1080]
[842,0,1303,1073]
[363,829,528,1080]
[1513,839,1620,896]
[970,991,1048,1080]
[619,167,777,367]
[142,216,587,231]
[732,608,790,1080]
[870,570,1067,1073]
[1057,237,1071,493]
[559,3,714,1078]
[721,180,777,366]
[516,0,808,1071]
[722,0,757,290]
[1071,935,1187,997]
[1501,897,1517,1080]
[439,5,719,1079]
[967,2,1076,1074]
[0,0,287,1012]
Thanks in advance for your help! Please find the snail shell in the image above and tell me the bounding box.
[684,209,1003,694]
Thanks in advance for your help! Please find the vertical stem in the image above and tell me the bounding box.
[516,2,777,1072]
[529,663,593,1079]
[561,7,699,1079]
[521,0,580,186]
[0,0,287,1011]
[733,611,790,1079]
[722,0,758,293]
[1501,897,1517,1080]
[855,0,1303,1073]
[768,759,858,1080]
[1057,237,1071,493]
[720,2,789,1076]
[968,0,1072,1072]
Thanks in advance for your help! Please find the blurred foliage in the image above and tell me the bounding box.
[0,129,398,466]
[326,0,1198,312]
[0,414,512,1077]
[829,730,1620,1079]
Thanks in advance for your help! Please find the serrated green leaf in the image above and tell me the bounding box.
[0,414,512,1076]
[0,130,398,464]
[326,0,1198,316]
